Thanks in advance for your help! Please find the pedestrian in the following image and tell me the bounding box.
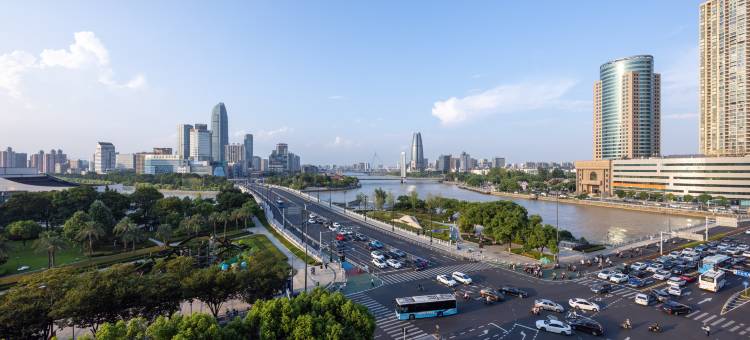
[702,324,710,336]
[371,278,374,287]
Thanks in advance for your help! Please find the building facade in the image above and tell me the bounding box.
[594,55,661,160]
[493,157,506,168]
[575,160,612,195]
[190,124,212,162]
[211,102,229,162]
[700,0,750,156]
[436,154,451,173]
[410,132,425,171]
[244,134,253,169]
[143,154,187,174]
[94,142,116,174]
[177,124,192,159]
[459,152,471,172]
[115,153,135,170]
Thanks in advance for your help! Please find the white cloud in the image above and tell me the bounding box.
[328,136,357,148]
[665,113,698,120]
[0,31,145,98]
[257,126,293,140]
[431,79,587,125]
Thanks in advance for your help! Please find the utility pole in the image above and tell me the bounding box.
[556,192,560,263]
[705,216,709,241]
[304,203,308,292]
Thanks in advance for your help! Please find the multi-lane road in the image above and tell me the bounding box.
[243,183,750,340]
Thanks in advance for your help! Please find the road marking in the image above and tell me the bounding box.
[693,312,709,320]
[698,297,713,305]
[723,320,735,328]
[489,323,507,333]
[710,317,726,326]
[702,315,717,323]
[519,330,526,340]
[730,325,741,332]
[686,310,702,318]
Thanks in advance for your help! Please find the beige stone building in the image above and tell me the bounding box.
[575,160,612,195]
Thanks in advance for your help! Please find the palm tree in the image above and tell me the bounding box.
[237,207,251,229]
[0,235,9,266]
[155,224,173,247]
[231,209,242,230]
[113,217,136,250]
[33,231,66,268]
[208,212,221,237]
[76,221,105,256]
[180,215,204,237]
[220,211,230,240]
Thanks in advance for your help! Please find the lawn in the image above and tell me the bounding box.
[0,240,85,276]
[235,234,287,262]
[256,213,319,265]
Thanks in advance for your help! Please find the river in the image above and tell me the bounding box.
[309,175,701,244]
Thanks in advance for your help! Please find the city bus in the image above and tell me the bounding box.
[699,269,727,292]
[700,254,731,273]
[395,294,457,320]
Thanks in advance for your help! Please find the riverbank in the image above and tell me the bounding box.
[302,183,361,192]
[450,182,729,219]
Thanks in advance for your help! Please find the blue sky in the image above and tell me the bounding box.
[0,1,702,165]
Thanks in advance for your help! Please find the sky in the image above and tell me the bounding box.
[0,1,703,166]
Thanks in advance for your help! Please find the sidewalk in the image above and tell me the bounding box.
[252,217,343,293]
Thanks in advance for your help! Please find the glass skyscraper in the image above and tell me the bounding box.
[211,102,229,163]
[593,55,661,160]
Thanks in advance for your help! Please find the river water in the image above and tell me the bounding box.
[310,175,701,244]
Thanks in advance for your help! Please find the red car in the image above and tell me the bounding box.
[680,274,697,283]
[335,233,345,241]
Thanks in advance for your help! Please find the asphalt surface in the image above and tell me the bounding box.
[244,183,750,340]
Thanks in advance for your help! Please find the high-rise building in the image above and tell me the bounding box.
[243,134,253,169]
[252,156,261,170]
[492,157,506,168]
[593,55,661,160]
[459,152,471,172]
[400,152,407,178]
[436,154,451,173]
[268,143,298,173]
[225,143,245,164]
[30,151,44,173]
[115,153,135,170]
[153,148,173,155]
[15,153,27,168]
[409,132,425,171]
[95,142,116,174]
[177,124,193,159]
[211,102,229,162]
[190,124,212,161]
[700,1,750,156]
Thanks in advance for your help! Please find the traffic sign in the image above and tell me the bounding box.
[733,270,750,278]
[743,281,749,289]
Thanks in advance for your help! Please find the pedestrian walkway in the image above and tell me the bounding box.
[378,262,496,286]
[347,291,429,339]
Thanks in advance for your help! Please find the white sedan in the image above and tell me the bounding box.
[535,319,572,335]
[568,298,600,312]
[370,251,385,260]
[653,269,671,281]
[437,274,457,287]
[630,262,648,271]
[667,276,686,287]
[386,259,402,269]
[597,270,614,280]
[333,222,341,228]
[609,273,629,284]
[452,272,473,285]
[371,258,387,269]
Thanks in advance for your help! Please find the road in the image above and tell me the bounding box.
[243,183,750,340]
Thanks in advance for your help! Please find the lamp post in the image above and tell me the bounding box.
[303,203,308,292]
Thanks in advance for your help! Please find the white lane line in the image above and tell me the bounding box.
[693,312,710,321]
[710,317,726,326]
[702,315,717,323]
[686,310,702,318]
[730,325,741,332]
[722,320,735,328]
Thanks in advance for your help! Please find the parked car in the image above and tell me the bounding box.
[627,277,655,288]
[332,222,341,228]
[591,283,612,294]
[569,318,605,336]
[667,285,685,297]
[651,289,671,303]
[653,269,671,280]
[386,259,402,269]
[370,250,385,260]
[390,249,407,258]
[534,299,564,313]
[436,274,457,287]
[629,269,649,278]
[662,300,693,315]
[371,258,387,269]
[630,262,648,271]
[535,319,572,335]
[452,272,473,284]
[609,273,628,284]
[367,240,383,250]
[597,270,614,280]
[671,265,688,275]
[667,276,686,287]
[500,286,529,298]
[568,298,600,312]
[634,293,656,306]
[335,233,346,241]
[680,274,698,283]
[646,263,664,273]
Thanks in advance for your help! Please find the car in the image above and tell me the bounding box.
[535,319,572,335]
[568,298,600,312]
[651,289,671,303]
[746,229,750,234]
[275,199,284,206]
[480,289,503,302]
[371,258,387,268]
[743,251,750,258]
[671,265,687,275]
[727,248,743,255]
[738,244,750,251]
[309,213,316,219]
[384,251,400,259]
[695,245,708,252]
[367,240,383,250]
[667,285,685,296]
[534,299,564,312]
[662,300,692,315]
[660,261,675,270]
[591,283,612,294]
[452,272,473,284]
[680,274,698,283]
[307,218,316,224]
[597,270,614,280]
[335,233,346,241]
[653,269,671,280]
[614,263,630,274]
[386,259,402,269]
[569,318,605,336]
[500,286,529,298]
[668,250,681,259]
[630,262,648,271]
[629,269,649,278]
[353,233,368,241]
[436,274,457,287]
[668,276,686,287]
[370,251,385,260]
[332,222,341,228]
[646,263,664,273]
[413,258,429,271]
[328,224,338,231]
[609,273,628,283]
[634,293,656,306]
[390,249,407,258]
[627,277,655,288]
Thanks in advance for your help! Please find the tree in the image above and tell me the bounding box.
[98,189,131,221]
[0,235,8,266]
[409,190,419,215]
[625,190,636,198]
[355,192,367,210]
[155,224,173,246]
[76,221,105,256]
[181,267,245,318]
[716,196,730,207]
[89,200,115,236]
[614,189,626,199]
[7,220,42,245]
[130,186,164,227]
[180,214,205,237]
[665,193,676,202]
[373,187,386,210]
[33,231,66,268]
[684,194,695,203]
[114,217,140,251]
[62,211,90,242]
[208,211,221,236]
[637,192,649,201]
[238,249,290,304]
[698,193,713,205]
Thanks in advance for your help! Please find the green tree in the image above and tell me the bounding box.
[76,221,105,256]
[62,210,90,242]
[89,200,115,236]
[625,190,636,198]
[409,190,419,215]
[130,186,164,227]
[181,214,205,237]
[373,187,386,210]
[33,231,66,268]
[698,193,713,205]
[114,216,139,251]
[155,224,173,246]
[98,189,131,221]
[181,267,245,318]
[208,211,222,236]
[684,194,695,203]
[716,196,730,207]
[238,249,290,304]
[355,192,367,210]
[0,235,9,266]
[637,191,649,201]
[7,220,42,245]
[665,193,676,202]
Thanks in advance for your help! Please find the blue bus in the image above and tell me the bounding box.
[395,294,457,320]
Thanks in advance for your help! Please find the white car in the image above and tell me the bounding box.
[535,319,572,335]
[609,273,629,284]
[634,293,654,306]
[371,258,387,269]
[746,229,750,235]
[333,222,341,228]
[307,218,316,224]
[370,251,385,260]
[653,269,671,281]
[568,298,600,312]
[328,224,337,231]
[743,251,750,258]
[668,250,681,259]
[667,285,685,296]
[597,270,614,280]
[630,262,648,271]
[437,274,457,287]
[667,276,686,287]
[452,272,473,284]
[646,263,664,273]
[386,259,402,269]
[534,299,564,313]
[737,244,749,251]
[309,213,316,219]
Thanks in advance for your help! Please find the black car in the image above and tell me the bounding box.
[591,283,612,294]
[413,258,429,271]
[500,286,529,298]
[660,261,675,270]
[390,249,407,258]
[629,269,649,278]
[569,318,605,336]
[662,300,692,315]
[671,265,687,275]
[352,233,368,241]
[651,289,671,303]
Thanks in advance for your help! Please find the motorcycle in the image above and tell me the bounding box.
[620,321,632,329]
[648,323,662,333]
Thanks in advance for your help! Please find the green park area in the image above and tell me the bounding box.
[234,234,287,263]
[0,240,84,276]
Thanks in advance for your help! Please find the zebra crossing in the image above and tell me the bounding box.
[574,276,643,299]
[378,262,497,286]
[347,291,429,339]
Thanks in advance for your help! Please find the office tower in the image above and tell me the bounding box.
[134,152,149,174]
[43,150,56,174]
[400,152,407,178]
[30,151,44,173]
[436,154,451,173]
[459,152,471,172]
[153,148,172,155]
[252,156,261,170]
[700,0,750,156]
[190,124,212,161]
[493,157,506,168]
[593,55,661,160]
[269,143,297,172]
[116,153,135,170]
[225,143,246,172]
[177,124,193,159]
[244,134,253,169]
[0,147,13,167]
[260,158,268,172]
[15,152,27,168]
[409,132,425,171]
[211,102,229,162]
[95,142,116,174]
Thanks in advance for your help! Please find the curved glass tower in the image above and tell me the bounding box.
[410,132,425,171]
[594,55,660,160]
[211,102,229,162]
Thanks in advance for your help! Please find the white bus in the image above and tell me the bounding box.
[699,269,726,292]
[395,294,457,320]
[700,254,731,273]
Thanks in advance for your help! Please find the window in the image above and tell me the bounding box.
[589,172,598,181]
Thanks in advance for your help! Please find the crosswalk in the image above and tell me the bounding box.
[574,277,644,299]
[347,291,429,339]
[378,262,497,286]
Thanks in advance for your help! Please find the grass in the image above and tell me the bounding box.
[366,211,452,241]
[235,234,287,262]
[511,248,554,261]
[256,213,319,265]
[0,240,85,276]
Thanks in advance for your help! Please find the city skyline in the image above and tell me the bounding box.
[1,1,703,164]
